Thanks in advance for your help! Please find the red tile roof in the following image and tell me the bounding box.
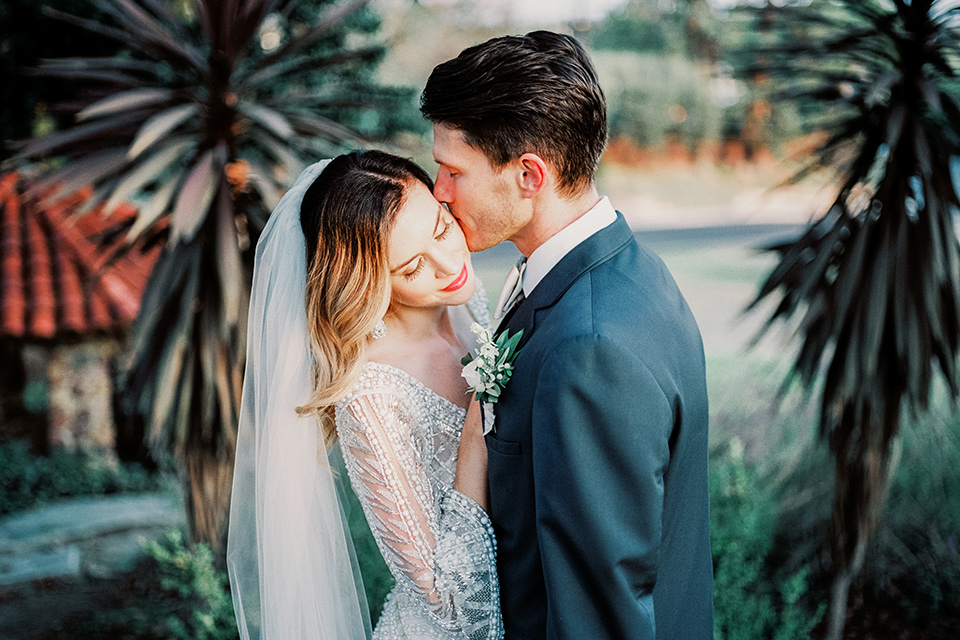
[0,171,161,340]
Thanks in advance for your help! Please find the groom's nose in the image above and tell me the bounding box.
[433,172,454,204]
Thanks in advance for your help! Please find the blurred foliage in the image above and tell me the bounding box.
[50,530,240,640]
[590,0,687,55]
[585,0,788,153]
[594,52,725,151]
[11,0,414,549]
[855,401,960,628]
[589,0,729,151]
[0,0,124,160]
[0,439,163,516]
[142,531,239,640]
[0,0,414,156]
[743,2,960,633]
[710,438,825,640]
[709,355,960,637]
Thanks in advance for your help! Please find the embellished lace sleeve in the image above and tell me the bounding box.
[335,389,502,640]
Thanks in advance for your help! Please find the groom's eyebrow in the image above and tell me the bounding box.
[389,205,444,273]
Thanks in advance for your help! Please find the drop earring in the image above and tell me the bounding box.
[371,319,387,340]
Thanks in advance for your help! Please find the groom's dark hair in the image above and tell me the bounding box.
[420,30,607,198]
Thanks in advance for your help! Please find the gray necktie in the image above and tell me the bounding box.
[493,257,527,330]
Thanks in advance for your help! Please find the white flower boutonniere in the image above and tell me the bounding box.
[461,323,524,406]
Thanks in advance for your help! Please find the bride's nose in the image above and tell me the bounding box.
[433,250,461,278]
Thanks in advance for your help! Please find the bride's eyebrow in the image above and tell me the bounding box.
[389,205,444,273]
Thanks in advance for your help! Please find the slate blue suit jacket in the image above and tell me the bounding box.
[486,214,713,639]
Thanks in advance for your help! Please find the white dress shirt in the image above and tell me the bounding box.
[522,196,618,297]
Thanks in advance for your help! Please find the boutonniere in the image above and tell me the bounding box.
[461,323,524,406]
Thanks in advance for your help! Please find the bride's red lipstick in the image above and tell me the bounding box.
[441,264,469,292]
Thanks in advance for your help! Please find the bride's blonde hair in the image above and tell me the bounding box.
[296,151,434,447]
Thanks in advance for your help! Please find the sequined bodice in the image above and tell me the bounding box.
[361,362,464,489]
[334,285,503,640]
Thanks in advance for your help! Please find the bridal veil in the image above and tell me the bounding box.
[226,160,372,639]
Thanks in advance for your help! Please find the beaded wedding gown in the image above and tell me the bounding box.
[334,286,503,640]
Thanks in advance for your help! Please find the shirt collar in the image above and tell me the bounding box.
[522,196,617,296]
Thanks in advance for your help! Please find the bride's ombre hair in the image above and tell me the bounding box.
[296,150,433,444]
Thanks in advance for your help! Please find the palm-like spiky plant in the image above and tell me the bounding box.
[12,0,390,549]
[746,1,960,637]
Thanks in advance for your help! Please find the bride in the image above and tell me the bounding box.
[227,151,502,640]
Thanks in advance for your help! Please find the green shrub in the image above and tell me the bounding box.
[55,530,239,640]
[0,440,162,515]
[855,403,960,622]
[142,531,239,640]
[711,438,825,640]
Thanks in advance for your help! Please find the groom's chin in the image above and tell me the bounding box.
[464,233,497,253]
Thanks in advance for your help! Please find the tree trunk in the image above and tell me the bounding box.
[826,435,902,640]
[184,447,235,553]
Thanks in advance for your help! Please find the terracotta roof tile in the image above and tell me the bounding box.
[0,170,162,340]
[1,174,26,336]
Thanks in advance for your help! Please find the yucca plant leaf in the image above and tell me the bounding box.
[240,45,383,89]
[288,112,366,145]
[237,102,295,140]
[248,130,305,174]
[29,64,147,86]
[104,139,193,214]
[126,175,179,243]
[31,148,131,203]
[245,160,283,210]
[215,185,243,327]
[93,0,206,71]
[20,112,145,158]
[171,148,219,243]
[36,56,161,75]
[128,104,199,159]
[78,88,175,121]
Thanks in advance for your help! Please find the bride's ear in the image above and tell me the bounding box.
[515,153,548,199]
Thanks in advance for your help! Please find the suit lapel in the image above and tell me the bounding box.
[500,213,635,341]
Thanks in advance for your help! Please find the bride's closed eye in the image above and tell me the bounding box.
[399,212,455,281]
[402,258,425,281]
[436,220,453,241]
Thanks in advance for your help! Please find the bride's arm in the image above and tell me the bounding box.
[454,399,489,511]
[336,391,502,640]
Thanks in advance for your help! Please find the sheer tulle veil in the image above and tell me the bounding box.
[227,160,372,640]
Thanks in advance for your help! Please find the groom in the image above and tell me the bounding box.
[422,31,713,639]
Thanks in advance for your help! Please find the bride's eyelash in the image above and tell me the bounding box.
[400,221,451,281]
[436,220,453,241]
[403,259,425,281]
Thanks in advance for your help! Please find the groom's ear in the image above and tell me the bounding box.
[515,153,548,199]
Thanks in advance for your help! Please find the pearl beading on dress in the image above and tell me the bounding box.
[333,284,502,640]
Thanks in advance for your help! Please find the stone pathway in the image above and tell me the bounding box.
[0,493,182,639]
